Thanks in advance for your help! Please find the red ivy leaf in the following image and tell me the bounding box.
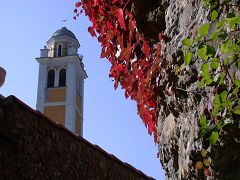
[88,27,96,37]
[204,168,211,176]
[148,120,155,135]
[106,30,114,39]
[113,8,126,30]
[106,21,113,30]
[117,64,124,72]
[156,43,161,58]
[75,2,81,8]
[166,86,174,96]
[119,47,132,61]
[109,70,115,78]
[112,0,123,5]
[93,0,98,6]
[125,90,131,99]
[129,19,135,33]
[142,41,151,58]
[114,81,119,90]
[100,47,108,58]
[118,34,124,49]
[74,9,78,13]
[158,32,163,41]
[75,0,161,143]
[158,32,166,41]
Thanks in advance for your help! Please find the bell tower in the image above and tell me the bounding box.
[36,27,87,136]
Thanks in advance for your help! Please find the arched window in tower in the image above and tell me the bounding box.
[47,69,55,88]
[57,44,62,57]
[59,68,66,87]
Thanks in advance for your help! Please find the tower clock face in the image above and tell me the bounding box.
[0,67,6,87]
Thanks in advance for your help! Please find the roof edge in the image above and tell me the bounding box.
[2,95,155,180]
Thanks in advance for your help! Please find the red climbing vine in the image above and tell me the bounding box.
[74,0,162,142]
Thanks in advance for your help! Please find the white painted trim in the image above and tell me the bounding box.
[44,86,66,90]
[36,64,47,112]
[75,105,82,116]
[75,105,83,137]
[36,55,81,69]
[44,102,66,106]
[55,69,59,87]
[65,63,76,132]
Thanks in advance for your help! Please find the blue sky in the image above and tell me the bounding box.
[0,1,165,179]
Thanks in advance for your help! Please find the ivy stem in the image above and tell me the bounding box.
[218,3,239,7]
[228,58,240,67]
[176,87,205,97]
[123,0,132,11]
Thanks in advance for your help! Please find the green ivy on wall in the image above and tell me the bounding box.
[182,0,240,176]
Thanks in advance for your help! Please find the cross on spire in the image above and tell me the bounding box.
[62,19,68,25]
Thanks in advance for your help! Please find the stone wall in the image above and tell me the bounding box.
[0,96,153,180]
[157,1,208,179]
[133,0,240,179]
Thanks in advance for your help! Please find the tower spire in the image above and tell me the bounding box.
[36,27,87,136]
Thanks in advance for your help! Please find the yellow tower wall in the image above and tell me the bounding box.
[43,88,66,125]
[75,93,82,135]
[44,106,66,126]
[76,93,82,111]
[47,88,66,102]
[75,110,81,135]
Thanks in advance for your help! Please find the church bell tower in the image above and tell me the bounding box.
[36,27,87,136]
